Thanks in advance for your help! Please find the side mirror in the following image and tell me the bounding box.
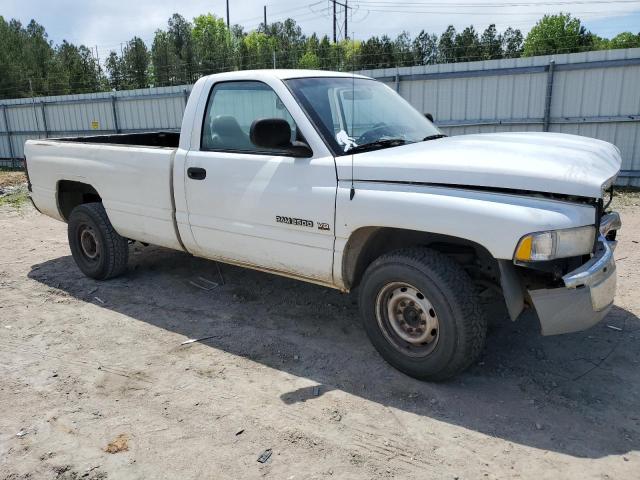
[425,113,434,123]
[250,118,313,157]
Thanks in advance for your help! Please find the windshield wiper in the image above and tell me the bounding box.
[423,134,447,141]
[346,138,408,154]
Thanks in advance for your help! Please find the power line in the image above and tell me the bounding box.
[353,0,640,5]
[348,7,636,14]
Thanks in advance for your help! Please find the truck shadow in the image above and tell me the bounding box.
[28,246,640,459]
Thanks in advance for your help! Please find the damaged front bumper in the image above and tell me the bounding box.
[529,212,621,336]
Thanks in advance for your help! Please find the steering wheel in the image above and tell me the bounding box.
[356,123,393,144]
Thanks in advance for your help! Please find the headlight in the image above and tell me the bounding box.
[514,226,596,262]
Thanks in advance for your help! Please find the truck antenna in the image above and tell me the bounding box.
[349,31,356,201]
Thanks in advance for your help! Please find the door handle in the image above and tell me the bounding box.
[187,167,207,180]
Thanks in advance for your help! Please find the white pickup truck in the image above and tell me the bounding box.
[25,69,622,380]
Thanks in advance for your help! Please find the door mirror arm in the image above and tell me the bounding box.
[285,141,313,158]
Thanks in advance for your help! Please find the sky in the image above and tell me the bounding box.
[4,0,640,60]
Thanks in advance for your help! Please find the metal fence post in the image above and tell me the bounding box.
[111,95,120,133]
[40,102,49,138]
[395,67,400,93]
[543,60,556,132]
[182,88,188,110]
[2,105,15,168]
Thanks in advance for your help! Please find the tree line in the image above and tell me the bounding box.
[1,12,639,99]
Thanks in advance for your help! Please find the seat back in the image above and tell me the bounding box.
[203,115,252,150]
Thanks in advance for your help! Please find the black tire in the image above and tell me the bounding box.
[67,202,129,280]
[359,247,486,381]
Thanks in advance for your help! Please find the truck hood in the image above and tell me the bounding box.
[344,132,621,198]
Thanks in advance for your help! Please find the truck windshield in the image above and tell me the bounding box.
[286,77,443,156]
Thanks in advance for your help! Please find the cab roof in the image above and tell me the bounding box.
[204,69,371,81]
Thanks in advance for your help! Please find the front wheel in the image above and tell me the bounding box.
[359,248,487,381]
[67,202,129,280]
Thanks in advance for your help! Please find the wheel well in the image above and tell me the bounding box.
[57,180,102,221]
[343,227,500,290]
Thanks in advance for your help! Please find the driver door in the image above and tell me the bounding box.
[183,80,337,284]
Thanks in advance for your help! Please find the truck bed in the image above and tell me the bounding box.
[25,134,183,251]
[55,131,180,148]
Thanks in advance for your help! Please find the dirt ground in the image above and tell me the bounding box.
[1,193,639,480]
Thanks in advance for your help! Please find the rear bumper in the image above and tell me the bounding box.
[529,221,618,336]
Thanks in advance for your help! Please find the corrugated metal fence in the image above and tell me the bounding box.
[2,47,639,185]
[0,85,191,166]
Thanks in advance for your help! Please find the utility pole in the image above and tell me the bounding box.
[263,5,267,30]
[344,0,348,40]
[332,0,351,42]
[226,0,230,29]
[332,1,337,43]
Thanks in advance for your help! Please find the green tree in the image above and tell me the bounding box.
[502,27,523,58]
[342,39,361,70]
[0,17,30,98]
[413,30,438,65]
[192,14,231,75]
[438,26,456,62]
[380,35,395,67]
[242,31,276,69]
[454,26,481,62]
[229,24,246,70]
[23,20,57,95]
[358,36,381,69]
[394,31,413,67]
[481,24,502,60]
[609,32,640,49]
[105,51,124,90]
[168,13,195,83]
[151,30,176,86]
[122,37,150,89]
[56,41,102,94]
[317,35,333,69]
[298,51,320,69]
[264,18,305,68]
[0,17,60,98]
[6,11,640,100]
[523,13,594,56]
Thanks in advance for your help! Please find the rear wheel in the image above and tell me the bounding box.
[359,248,486,381]
[67,202,129,280]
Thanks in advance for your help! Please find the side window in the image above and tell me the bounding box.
[201,81,298,153]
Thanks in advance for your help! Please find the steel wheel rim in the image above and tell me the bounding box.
[79,224,100,261]
[375,282,440,357]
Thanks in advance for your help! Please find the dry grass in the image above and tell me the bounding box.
[0,170,29,207]
[0,170,26,189]
[612,187,640,209]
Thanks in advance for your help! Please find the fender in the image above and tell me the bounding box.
[333,181,596,288]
